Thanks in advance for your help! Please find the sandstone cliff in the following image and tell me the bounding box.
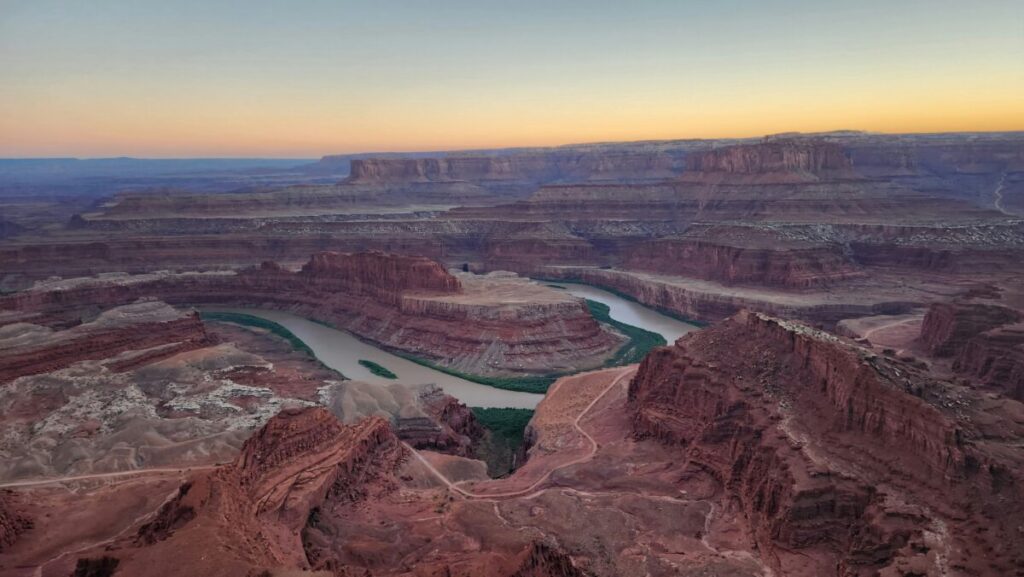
[543,266,917,326]
[507,542,589,577]
[124,408,407,576]
[630,311,1024,575]
[299,250,462,306]
[0,300,212,383]
[954,322,1024,401]
[396,386,485,457]
[920,301,1024,400]
[347,151,679,186]
[0,252,623,377]
[920,301,1022,356]
[682,139,853,183]
[622,224,864,289]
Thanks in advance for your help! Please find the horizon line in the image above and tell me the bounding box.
[3,128,1024,161]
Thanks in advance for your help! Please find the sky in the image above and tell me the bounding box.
[1,0,1022,158]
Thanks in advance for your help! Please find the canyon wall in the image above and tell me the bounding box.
[955,322,1024,401]
[347,151,680,186]
[542,266,916,326]
[396,386,485,457]
[0,252,622,377]
[622,228,863,289]
[127,408,407,576]
[920,301,1024,400]
[299,250,462,305]
[920,301,1022,356]
[629,311,1024,575]
[0,300,212,383]
[683,138,853,182]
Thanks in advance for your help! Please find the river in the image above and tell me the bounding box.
[554,282,699,344]
[213,284,699,409]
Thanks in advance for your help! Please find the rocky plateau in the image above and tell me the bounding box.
[1,130,1023,576]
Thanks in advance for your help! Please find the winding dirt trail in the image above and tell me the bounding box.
[993,172,1012,215]
[860,316,919,341]
[30,486,185,577]
[0,465,216,489]
[406,366,636,500]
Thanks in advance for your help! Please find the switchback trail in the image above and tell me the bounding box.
[406,366,636,500]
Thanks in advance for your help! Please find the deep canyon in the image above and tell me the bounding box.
[1,131,1023,576]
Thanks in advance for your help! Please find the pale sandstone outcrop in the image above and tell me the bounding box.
[0,300,212,383]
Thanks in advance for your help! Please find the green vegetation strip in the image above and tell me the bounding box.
[471,407,534,447]
[201,311,314,355]
[199,311,345,378]
[358,359,397,379]
[533,277,710,327]
[395,353,558,394]
[397,299,667,394]
[470,407,535,477]
[203,287,675,395]
[585,299,667,365]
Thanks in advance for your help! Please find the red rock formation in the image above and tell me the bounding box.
[683,139,853,182]
[920,301,1022,356]
[70,556,120,577]
[347,151,678,185]
[120,408,407,576]
[97,180,495,219]
[623,225,864,288]
[543,266,917,326]
[399,387,485,457]
[920,301,1024,400]
[630,311,1024,575]
[300,250,462,305]
[955,322,1024,400]
[507,542,588,577]
[0,300,212,383]
[0,490,31,552]
[0,252,621,377]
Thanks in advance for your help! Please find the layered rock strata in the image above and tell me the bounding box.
[954,321,1024,400]
[0,300,212,383]
[630,310,1024,575]
[920,301,1022,356]
[122,408,407,576]
[921,301,1024,400]
[682,138,854,183]
[543,266,920,326]
[396,386,485,457]
[622,224,864,288]
[0,252,623,377]
[347,151,680,187]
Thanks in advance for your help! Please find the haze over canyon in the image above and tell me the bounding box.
[1,128,1022,577]
[3,1,1024,575]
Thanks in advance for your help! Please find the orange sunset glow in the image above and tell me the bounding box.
[2,0,1022,157]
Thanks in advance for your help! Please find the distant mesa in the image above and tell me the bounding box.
[681,138,854,183]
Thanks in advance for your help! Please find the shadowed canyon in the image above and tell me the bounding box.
[1,131,1023,577]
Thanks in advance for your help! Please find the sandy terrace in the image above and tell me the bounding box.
[413,271,581,307]
[550,266,972,306]
[26,270,236,292]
